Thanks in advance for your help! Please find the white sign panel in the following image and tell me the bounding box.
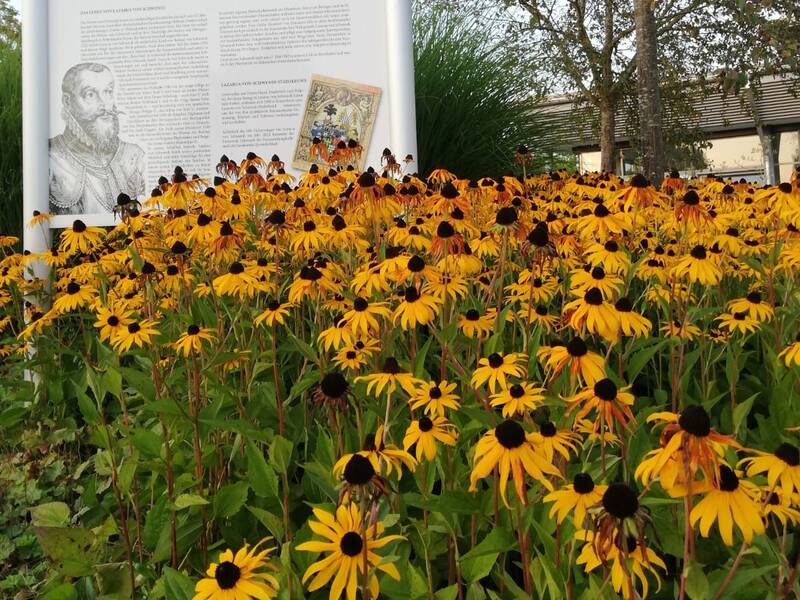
[23,0,416,235]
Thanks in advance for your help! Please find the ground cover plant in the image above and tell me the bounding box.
[2,151,800,599]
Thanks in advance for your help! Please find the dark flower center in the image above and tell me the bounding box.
[187,325,200,335]
[343,454,375,485]
[142,262,156,275]
[594,204,610,218]
[441,182,459,199]
[340,531,364,556]
[300,266,322,281]
[540,422,556,437]
[718,465,739,491]
[509,384,525,398]
[404,287,420,302]
[615,297,632,312]
[382,357,401,374]
[66,282,80,294]
[357,172,376,188]
[678,405,711,437]
[779,182,792,193]
[594,378,617,400]
[733,311,747,320]
[774,442,800,466]
[429,386,442,399]
[495,420,526,449]
[419,417,434,432]
[214,561,241,589]
[746,291,762,304]
[630,174,649,188]
[584,287,603,306]
[332,215,346,231]
[303,221,316,232]
[682,190,700,205]
[690,245,707,260]
[268,210,286,225]
[436,221,455,238]
[496,207,518,226]
[128,323,141,334]
[487,353,504,368]
[567,337,588,357]
[573,472,595,494]
[528,222,549,247]
[591,267,605,280]
[72,220,87,233]
[171,241,187,254]
[321,372,349,399]
[107,316,120,327]
[604,240,619,252]
[197,213,212,226]
[602,483,639,519]
[535,305,548,316]
[353,297,368,312]
[465,309,480,321]
[229,262,244,275]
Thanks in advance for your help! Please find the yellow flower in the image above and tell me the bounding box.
[174,325,215,357]
[544,473,607,525]
[193,539,279,600]
[471,352,526,392]
[690,465,764,545]
[392,286,441,330]
[355,357,420,398]
[341,297,391,336]
[408,380,460,417]
[254,300,292,328]
[51,281,96,314]
[296,504,403,600]
[469,419,559,506]
[94,305,134,343]
[403,415,457,461]
[58,220,105,255]
[489,382,545,417]
[213,262,260,298]
[111,319,160,352]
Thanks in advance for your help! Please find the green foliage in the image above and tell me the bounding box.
[413,1,568,178]
[0,40,21,240]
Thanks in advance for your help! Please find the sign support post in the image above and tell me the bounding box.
[386,0,418,166]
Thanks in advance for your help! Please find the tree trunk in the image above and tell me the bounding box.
[634,0,665,186]
[599,96,617,173]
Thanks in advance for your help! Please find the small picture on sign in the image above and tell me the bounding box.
[49,62,145,217]
[292,74,382,171]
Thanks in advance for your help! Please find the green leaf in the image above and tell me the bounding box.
[131,428,163,458]
[269,436,293,474]
[733,393,757,436]
[75,387,100,425]
[627,338,670,383]
[684,562,709,600]
[33,527,101,577]
[246,440,279,498]
[287,329,318,362]
[213,481,250,519]
[434,585,459,600]
[163,567,195,600]
[174,494,209,510]
[143,494,169,551]
[246,506,285,541]
[460,527,515,583]
[41,584,78,600]
[30,502,71,527]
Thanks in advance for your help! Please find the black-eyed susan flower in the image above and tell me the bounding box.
[636,405,740,493]
[341,296,391,337]
[213,262,259,298]
[93,306,133,344]
[408,380,460,417]
[564,286,619,342]
[538,337,606,385]
[192,540,279,600]
[779,334,800,367]
[690,464,764,545]
[716,310,760,335]
[317,315,355,352]
[575,529,665,600]
[672,244,722,285]
[544,473,607,526]
[469,419,560,506]
[59,220,105,255]
[403,415,457,461]
[489,382,545,417]
[355,357,420,398]
[740,442,800,499]
[174,324,215,357]
[567,378,636,433]
[296,504,403,600]
[458,308,494,339]
[533,421,581,462]
[111,319,160,352]
[471,352,526,392]
[613,297,651,338]
[392,286,440,330]
[728,290,773,322]
[51,281,95,314]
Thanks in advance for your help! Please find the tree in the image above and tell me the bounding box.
[0,0,19,46]
[633,0,665,185]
